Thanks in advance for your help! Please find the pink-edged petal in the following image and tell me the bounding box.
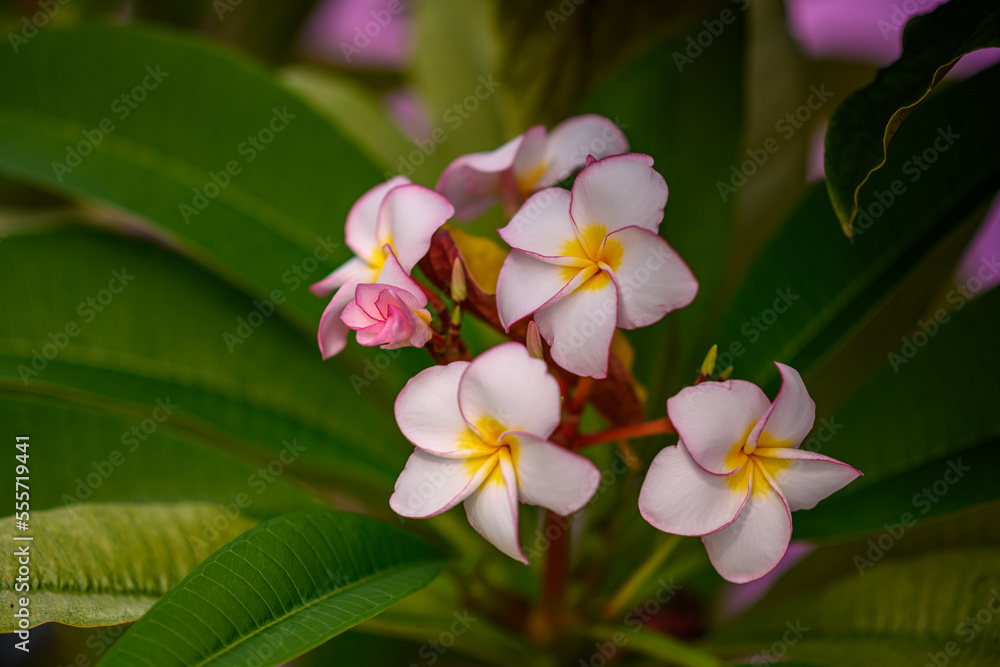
[310,256,370,297]
[754,447,862,511]
[379,184,454,273]
[496,250,575,330]
[345,176,410,258]
[389,450,490,518]
[357,302,413,348]
[666,380,771,475]
[395,361,496,458]
[458,342,561,438]
[376,251,428,306]
[510,125,551,193]
[340,294,378,330]
[436,134,525,220]
[748,363,816,450]
[534,277,618,378]
[569,153,667,235]
[607,227,698,328]
[511,432,600,515]
[702,469,792,583]
[498,187,581,258]
[639,444,749,537]
[318,271,374,358]
[535,114,629,188]
[464,454,527,563]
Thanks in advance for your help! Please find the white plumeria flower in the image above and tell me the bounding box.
[495,153,698,378]
[436,114,629,220]
[639,363,862,583]
[311,176,453,358]
[390,342,601,563]
[340,250,433,350]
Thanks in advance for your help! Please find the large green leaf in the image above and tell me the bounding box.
[793,287,1000,539]
[0,228,414,499]
[824,0,1000,235]
[0,503,254,630]
[100,511,446,667]
[714,505,1000,666]
[0,23,384,336]
[712,62,1000,399]
[583,11,746,407]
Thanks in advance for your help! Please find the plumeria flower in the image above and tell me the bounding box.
[638,363,862,583]
[311,177,453,358]
[436,114,628,220]
[495,153,698,378]
[340,251,433,350]
[390,342,601,562]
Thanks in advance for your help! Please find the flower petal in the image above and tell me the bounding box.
[534,277,618,378]
[376,251,428,306]
[389,450,491,518]
[380,184,454,273]
[607,227,698,329]
[498,187,580,258]
[512,432,600,515]
[535,114,629,188]
[754,447,862,511]
[436,133,525,220]
[748,363,815,450]
[569,153,667,235]
[395,361,498,458]
[464,453,527,563]
[510,126,550,193]
[345,176,410,258]
[310,256,369,297]
[666,380,771,475]
[318,271,375,358]
[639,444,749,536]
[458,342,561,438]
[702,468,792,583]
[496,250,574,330]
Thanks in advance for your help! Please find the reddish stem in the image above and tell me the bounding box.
[575,417,675,449]
[540,510,568,638]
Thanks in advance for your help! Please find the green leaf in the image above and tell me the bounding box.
[0,23,385,336]
[824,0,1000,235]
[583,12,747,407]
[712,62,1000,401]
[0,503,255,630]
[99,510,446,667]
[793,286,1000,539]
[0,228,413,500]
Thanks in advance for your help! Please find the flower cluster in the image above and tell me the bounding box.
[313,115,860,582]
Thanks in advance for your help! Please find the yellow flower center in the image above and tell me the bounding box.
[559,223,624,292]
[460,415,521,483]
[723,420,793,499]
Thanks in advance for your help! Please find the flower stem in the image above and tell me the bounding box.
[539,510,569,642]
[602,533,682,620]
[576,417,675,449]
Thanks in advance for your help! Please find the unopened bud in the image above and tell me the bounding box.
[526,321,544,359]
[718,366,733,381]
[450,258,467,302]
[450,305,462,327]
[700,344,718,377]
